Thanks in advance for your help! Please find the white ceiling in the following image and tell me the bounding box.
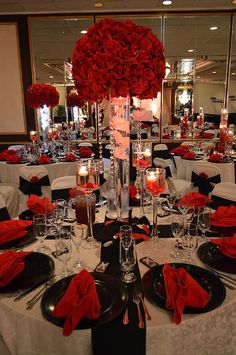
[0,0,236,15]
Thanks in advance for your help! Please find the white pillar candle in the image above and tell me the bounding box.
[147,172,157,181]
[143,149,151,158]
[78,166,88,177]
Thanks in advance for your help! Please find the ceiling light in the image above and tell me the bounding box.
[49,75,53,79]
[210,26,218,31]
[94,3,104,7]
[163,1,172,5]
[232,72,236,75]
[188,49,194,52]
[196,76,200,79]
[81,30,87,34]
[213,71,216,74]
[232,0,236,4]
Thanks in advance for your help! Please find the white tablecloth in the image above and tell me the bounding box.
[0,207,236,355]
[0,161,77,186]
[174,156,235,183]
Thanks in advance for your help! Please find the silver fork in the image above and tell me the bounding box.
[132,286,145,329]
[26,275,56,310]
[135,284,151,321]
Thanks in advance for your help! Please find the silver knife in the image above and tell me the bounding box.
[13,280,49,302]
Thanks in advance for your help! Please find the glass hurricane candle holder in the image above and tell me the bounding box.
[30,131,37,145]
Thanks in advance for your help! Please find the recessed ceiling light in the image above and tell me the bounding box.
[163,0,172,5]
[49,75,53,79]
[81,30,87,34]
[212,71,216,74]
[232,72,236,75]
[210,26,218,31]
[94,3,104,7]
[188,49,194,52]
[196,76,200,79]
[232,0,236,4]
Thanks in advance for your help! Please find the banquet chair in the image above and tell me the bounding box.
[153,144,175,175]
[153,157,193,194]
[51,176,76,200]
[0,183,19,218]
[211,182,236,209]
[8,145,23,150]
[0,336,10,355]
[0,193,11,221]
[191,163,221,196]
[18,166,51,213]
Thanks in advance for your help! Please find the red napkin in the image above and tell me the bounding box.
[27,194,54,214]
[129,185,140,203]
[179,192,212,208]
[162,134,171,139]
[3,149,18,155]
[183,152,196,160]
[163,264,210,324]
[0,220,32,245]
[7,155,22,164]
[208,153,222,162]
[211,205,236,227]
[211,234,236,259]
[79,147,93,158]
[0,250,32,287]
[0,152,10,161]
[37,155,50,164]
[53,269,101,336]
[65,153,77,162]
[69,187,78,198]
[203,132,214,139]
[171,146,189,156]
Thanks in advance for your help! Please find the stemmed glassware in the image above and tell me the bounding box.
[33,214,51,253]
[71,224,84,272]
[56,226,72,278]
[48,127,58,159]
[145,168,166,241]
[119,226,137,284]
[198,207,211,242]
[170,215,184,258]
[76,160,100,249]
[166,189,176,213]
[182,224,198,263]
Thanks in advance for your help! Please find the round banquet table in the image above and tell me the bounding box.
[0,161,77,185]
[174,156,235,183]
[0,207,236,355]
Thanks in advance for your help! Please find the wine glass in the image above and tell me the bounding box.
[170,215,184,258]
[71,224,84,272]
[76,160,100,249]
[33,214,51,253]
[166,189,176,213]
[120,235,137,284]
[198,207,211,242]
[56,226,72,278]
[145,168,166,242]
[182,225,198,263]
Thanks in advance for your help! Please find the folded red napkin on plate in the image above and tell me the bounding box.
[203,132,214,139]
[3,149,18,155]
[37,155,50,164]
[208,153,222,162]
[0,220,32,245]
[211,234,236,259]
[211,205,236,227]
[53,269,101,336]
[27,194,54,214]
[7,155,22,164]
[79,147,93,158]
[0,152,10,161]
[179,192,211,208]
[65,153,77,162]
[163,264,210,324]
[171,146,189,156]
[183,152,196,160]
[0,250,32,287]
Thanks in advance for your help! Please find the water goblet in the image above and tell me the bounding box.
[33,214,51,253]
[182,225,198,263]
[71,224,84,272]
[170,215,184,258]
[198,207,211,242]
[120,236,137,284]
[166,189,176,213]
[56,226,72,278]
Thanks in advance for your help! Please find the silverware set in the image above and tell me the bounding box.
[207,267,236,290]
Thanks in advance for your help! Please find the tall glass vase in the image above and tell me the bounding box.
[37,104,51,142]
[109,95,130,221]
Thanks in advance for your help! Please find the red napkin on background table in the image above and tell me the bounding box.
[65,153,77,162]
[3,149,18,155]
[53,269,101,336]
[208,153,222,162]
[171,146,189,156]
[179,192,212,208]
[27,194,54,214]
[163,264,210,324]
[7,155,22,164]
[0,250,32,287]
[202,132,214,139]
[183,152,196,160]
[37,155,50,164]
[211,234,236,259]
[0,220,32,245]
[211,205,236,227]
[79,147,93,158]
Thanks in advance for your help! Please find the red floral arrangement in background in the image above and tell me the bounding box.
[72,18,166,102]
[67,92,84,108]
[26,83,59,108]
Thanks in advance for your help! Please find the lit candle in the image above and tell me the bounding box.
[78,166,88,177]
[70,121,74,127]
[143,149,151,158]
[147,172,157,181]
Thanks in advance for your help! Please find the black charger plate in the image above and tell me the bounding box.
[142,263,226,314]
[0,252,55,293]
[198,242,236,274]
[41,273,128,329]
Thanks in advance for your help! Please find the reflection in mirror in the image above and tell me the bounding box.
[163,14,230,140]
[228,14,236,132]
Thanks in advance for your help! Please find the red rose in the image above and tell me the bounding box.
[30,176,39,183]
